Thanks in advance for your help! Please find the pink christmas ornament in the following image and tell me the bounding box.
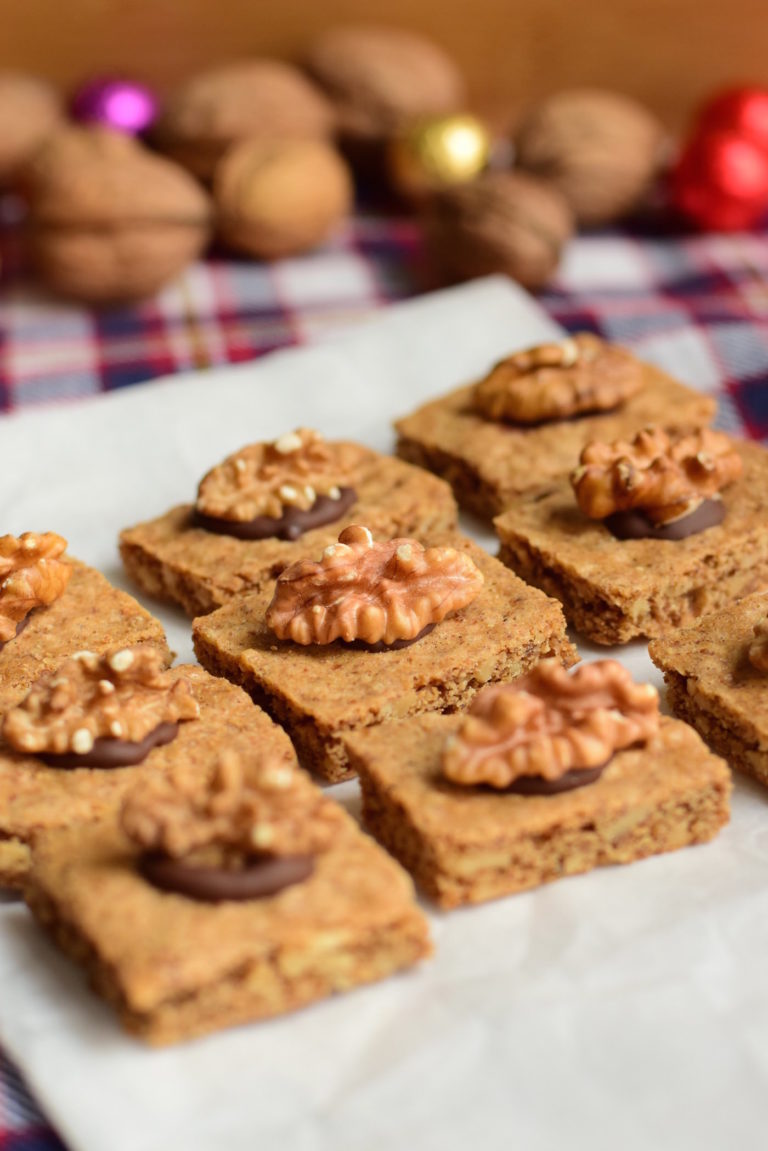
[70,77,159,135]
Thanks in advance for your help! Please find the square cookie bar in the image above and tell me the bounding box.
[193,533,578,782]
[0,664,291,888]
[120,438,457,617]
[345,713,730,908]
[395,338,715,519]
[650,591,768,786]
[25,802,431,1045]
[0,559,169,715]
[495,440,768,645]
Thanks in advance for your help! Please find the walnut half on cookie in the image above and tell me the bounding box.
[122,750,340,865]
[196,428,358,523]
[443,660,659,790]
[571,426,743,524]
[0,531,72,645]
[265,524,484,646]
[473,333,644,425]
[3,646,198,758]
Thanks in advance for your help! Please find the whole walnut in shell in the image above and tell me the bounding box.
[305,25,464,144]
[24,127,212,304]
[0,72,64,184]
[153,60,335,181]
[515,89,666,227]
[424,170,574,289]
[214,139,353,259]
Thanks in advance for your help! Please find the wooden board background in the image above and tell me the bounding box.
[3,0,768,128]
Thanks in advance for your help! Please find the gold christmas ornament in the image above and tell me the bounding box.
[388,113,492,200]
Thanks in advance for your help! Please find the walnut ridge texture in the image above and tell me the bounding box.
[0,531,72,643]
[3,646,199,756]
[266,524,484,645]
[196,428,357,521]
[473,334,643,424]
[572,426,743,522]
[443,660,659,788]
[122,750,340,863]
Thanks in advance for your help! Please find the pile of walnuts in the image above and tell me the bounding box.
[1,28,667,303]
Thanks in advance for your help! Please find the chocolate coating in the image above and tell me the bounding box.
[140,851,314,902]
[356,623,436,652]
[606,498,725,541]
[194,487,357,541]
[508,763,606,795]
[0,615,30,653]
[39,721,178,770]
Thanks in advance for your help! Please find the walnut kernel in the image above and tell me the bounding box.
[266,524,484,645]
[196,428,361,522]
[748,617,768,673]
[3,646,198,756]
[121,749,341,865]
[571,426,743,523]
[474,333,643,424]
[0,531,72,644]
[443,660,659,789]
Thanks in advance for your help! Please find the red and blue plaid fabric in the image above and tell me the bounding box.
[1,208,767,1149]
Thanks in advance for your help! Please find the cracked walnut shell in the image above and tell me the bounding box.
[122,750,341,865]
[0,531,71,644]
[571,427,743,523]
[424,170,573,290]
[153,60,335,181]
[443,660,660,789]
[25,127,212,304]
[196,428,361,522]
[515,88,666,227]
[266,524,484,646]
[3,646,199,757]
[473,333,643,424]
[305,25,464,142]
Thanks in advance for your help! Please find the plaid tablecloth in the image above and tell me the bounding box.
[1,209,767,1150]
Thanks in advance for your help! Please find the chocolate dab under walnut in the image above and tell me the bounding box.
[122,750,341,901]
[195,428,359,540]
[0,531,72,646]
[443,659,659,792]
[3,646,198,765]
[571,426,742,539]
[266,524,484,646]
[473,333,643,425]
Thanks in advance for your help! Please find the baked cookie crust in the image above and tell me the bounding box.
[25,802,431,1045]
[494,440,768,645]
[345,713,731,908]
[119,449,457,617]
[395,361,715,519]
[649,591,768,786]
[192,533,578,782]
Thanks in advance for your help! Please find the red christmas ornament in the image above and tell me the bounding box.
[696,86,768,155]
[670,128,768,230]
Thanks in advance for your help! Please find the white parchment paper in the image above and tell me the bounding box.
[1,276,766,1151]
